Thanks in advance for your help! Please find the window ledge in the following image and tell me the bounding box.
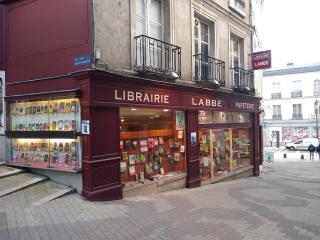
[6,163,82,173]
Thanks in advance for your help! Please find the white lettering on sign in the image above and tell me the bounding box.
[192,97,223,107]
[235,102,255,110]
[253,60,269,67]
[115,90,170,104]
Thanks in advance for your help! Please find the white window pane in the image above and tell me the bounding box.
[194,25,199,39]
[201,42,208,56]
[136,16,146,35]
[149,23,162,39]
[150,0,162,24]
[136,0,145,17]
[201,22,209,43]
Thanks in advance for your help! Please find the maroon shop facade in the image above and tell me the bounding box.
[5,70,262,201]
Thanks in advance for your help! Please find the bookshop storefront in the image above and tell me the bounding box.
[5,70,261,201]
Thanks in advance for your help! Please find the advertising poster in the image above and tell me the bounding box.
[176,111,185,130]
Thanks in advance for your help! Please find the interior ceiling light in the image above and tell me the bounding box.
[163,109,169,112]
[121,119,124,122]
[130,107,137,111]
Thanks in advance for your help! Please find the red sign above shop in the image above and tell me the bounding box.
[94,85,259,112]
[251,50,271,70]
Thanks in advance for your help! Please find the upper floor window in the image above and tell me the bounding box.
[136,0,163,40]
[230,34,244,69]
[194,18,209,57]
[229,0,246,16]
[271,82,281,99]
[292,104,302,120]
[272,105,281,120]
[291,80,302,97]
[314,79,320,96]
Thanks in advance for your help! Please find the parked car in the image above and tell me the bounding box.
[285,138,319,151]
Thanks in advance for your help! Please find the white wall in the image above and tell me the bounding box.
[262,70,320,120]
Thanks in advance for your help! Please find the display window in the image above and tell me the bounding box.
[198,110,252,181]
[7,98,82,171]
[120,107,186,186]
[199,110,250,124]
[10,98,80,132]
[7,138,81,170]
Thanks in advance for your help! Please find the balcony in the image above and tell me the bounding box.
[292,114,303,120]
[193,54,225,86]
[291,90,302,98]
[134,35,181,79]
[272,115,282,120]
[271,92,281,99]
[231,67,255,95]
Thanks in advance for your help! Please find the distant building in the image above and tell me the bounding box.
[262,63,320,145]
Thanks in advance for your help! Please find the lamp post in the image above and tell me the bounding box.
[315,99,319,139]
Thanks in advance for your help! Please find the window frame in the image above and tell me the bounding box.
[0,71,4,133]
[230,33,244,69]
[272,105,281,120]
[292,103,302,120]
[194,18,210,57]
[313,79,320,96]
[135,0,164,40]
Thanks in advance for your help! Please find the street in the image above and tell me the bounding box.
[0,159,320,240]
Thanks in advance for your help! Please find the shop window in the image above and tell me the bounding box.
[198,111,250,124]
[199,128,251,181]
[120,107,186,186]
[7,98,81,171]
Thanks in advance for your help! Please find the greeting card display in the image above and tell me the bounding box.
[10,98,80,132]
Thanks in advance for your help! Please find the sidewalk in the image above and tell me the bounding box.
[1,162,320,239]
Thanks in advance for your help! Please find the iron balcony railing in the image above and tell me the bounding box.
[231,67,254,95]
[292,114,303,120]
[193,54,225,86]
[271,92,281,99]
[134,35,181,78]
[291,90,302,98]
[272,115,282,120]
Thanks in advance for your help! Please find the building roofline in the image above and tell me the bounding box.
[263,65,320,77]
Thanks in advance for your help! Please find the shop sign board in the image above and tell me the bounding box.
[98,86,259,112]
[229,100,259,112]
[251,50,271,70]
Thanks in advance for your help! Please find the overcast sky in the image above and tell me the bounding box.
[256,0,320,69]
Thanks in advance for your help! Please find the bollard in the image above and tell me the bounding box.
[283,153,287,158]
[301,154,304,160]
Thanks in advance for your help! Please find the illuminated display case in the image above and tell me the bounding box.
[119,108,186,185]
[6,98,82,171]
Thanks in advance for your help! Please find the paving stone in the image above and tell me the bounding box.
[0,162,320,239]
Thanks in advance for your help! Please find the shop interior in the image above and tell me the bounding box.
[120,107,186,187]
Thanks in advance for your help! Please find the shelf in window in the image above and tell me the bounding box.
[6,131,82,139]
